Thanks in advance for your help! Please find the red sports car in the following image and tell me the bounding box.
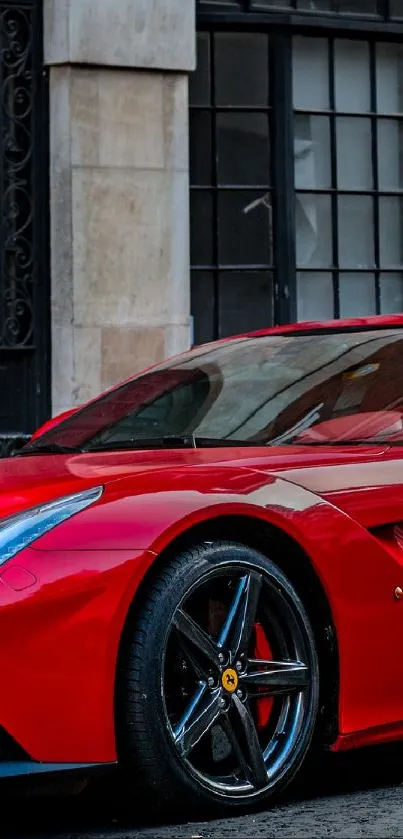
[2,313,403,814]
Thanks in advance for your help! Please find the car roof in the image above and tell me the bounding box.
[241,313,403,340]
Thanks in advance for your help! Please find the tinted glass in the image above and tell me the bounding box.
[28,329,403,450]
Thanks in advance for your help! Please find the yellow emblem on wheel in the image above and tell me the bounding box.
[221,667,238,693]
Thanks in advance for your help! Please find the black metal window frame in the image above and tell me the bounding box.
[197,1,403,31]
[191,0,403,340]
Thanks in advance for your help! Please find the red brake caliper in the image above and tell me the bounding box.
[254,623,274,730]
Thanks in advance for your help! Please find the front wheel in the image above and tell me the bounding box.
[119,541,319,814]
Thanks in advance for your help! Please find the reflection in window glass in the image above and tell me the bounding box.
[293,37,329,110]
[379,197,403,269]
[190,192,214,265]
[338,196,374,269]
[217,113,270,186]
[377,43,403,114]
[189,112,211,187]
[297,272,334,321]
[339,274,376,318]
[296,193,332,269]
[336,118,372,190]
[380,274,403,313]
[335,40,371,113]
[191,272,215,345]
[294,115,331,189]
[378,120,403,190]
[34,330,403,449]
[219,272,273,337]
[218,191,273,266]
[189,33,210,107]
[215,33,269,106]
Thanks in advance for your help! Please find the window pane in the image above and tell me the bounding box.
[191,272,215,345]
[377,43,403,114]
[294,115,331,189]
[296,193,332,268]
[338,196,374,269]
[335,40,371,114]
[190,33,210,107]
[190,112,211,187]
[379,197,403,268]
[217,113,270,186]
[336,117,373,190]
[215,34,269,107]
[293,37,329,110]
[219,272,273,337]
[218,190,273,266]
[378,120,403,191]
[190,192,214,265]
[297,272,334,321]
[339,273,376,318]
[380,273,403,313]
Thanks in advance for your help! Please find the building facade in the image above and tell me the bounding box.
[1,0,403,442]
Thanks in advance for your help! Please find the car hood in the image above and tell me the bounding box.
[0,443,387,522]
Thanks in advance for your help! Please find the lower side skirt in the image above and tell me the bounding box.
[0,761,115,778]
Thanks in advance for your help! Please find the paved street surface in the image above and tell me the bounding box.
[4,745,403,839]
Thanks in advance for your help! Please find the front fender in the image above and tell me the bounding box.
[34,465,403,744]
[33,467,325,554]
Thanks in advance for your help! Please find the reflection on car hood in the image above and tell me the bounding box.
[0,444,387,521]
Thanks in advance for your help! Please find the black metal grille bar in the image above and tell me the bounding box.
[0,1,50,435]
[0,3,36,350]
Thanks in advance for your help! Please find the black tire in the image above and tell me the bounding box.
[118,541,319,816]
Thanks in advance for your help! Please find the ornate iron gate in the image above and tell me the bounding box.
[0,0,49,448]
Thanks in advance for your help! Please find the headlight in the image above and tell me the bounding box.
[0,486,103,566]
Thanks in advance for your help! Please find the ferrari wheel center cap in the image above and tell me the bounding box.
[221,667,239,693]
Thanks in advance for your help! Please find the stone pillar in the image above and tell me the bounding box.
[44,0,195,415]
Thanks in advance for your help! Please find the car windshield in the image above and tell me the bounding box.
[25,328,403,451]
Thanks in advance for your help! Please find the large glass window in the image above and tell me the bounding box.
[191,3,403,343]
[293,37,403,322]
[189,32,273,345]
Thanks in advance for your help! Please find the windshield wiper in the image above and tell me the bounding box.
[17,442,83,457]
[86,435,257,452]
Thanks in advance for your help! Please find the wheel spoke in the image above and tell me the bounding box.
[241,659,309,695]
[218,572,262,658]
[173,684,222,757]
[225,694,268,789]
[173,608,221,672]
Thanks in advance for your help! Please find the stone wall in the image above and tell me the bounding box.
[44,0,195,416]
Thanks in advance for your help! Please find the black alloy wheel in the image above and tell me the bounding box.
[120,542,319,814]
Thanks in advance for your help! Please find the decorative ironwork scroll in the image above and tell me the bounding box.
[0,5,35,349]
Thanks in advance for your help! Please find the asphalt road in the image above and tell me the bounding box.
[4,745,403,839]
